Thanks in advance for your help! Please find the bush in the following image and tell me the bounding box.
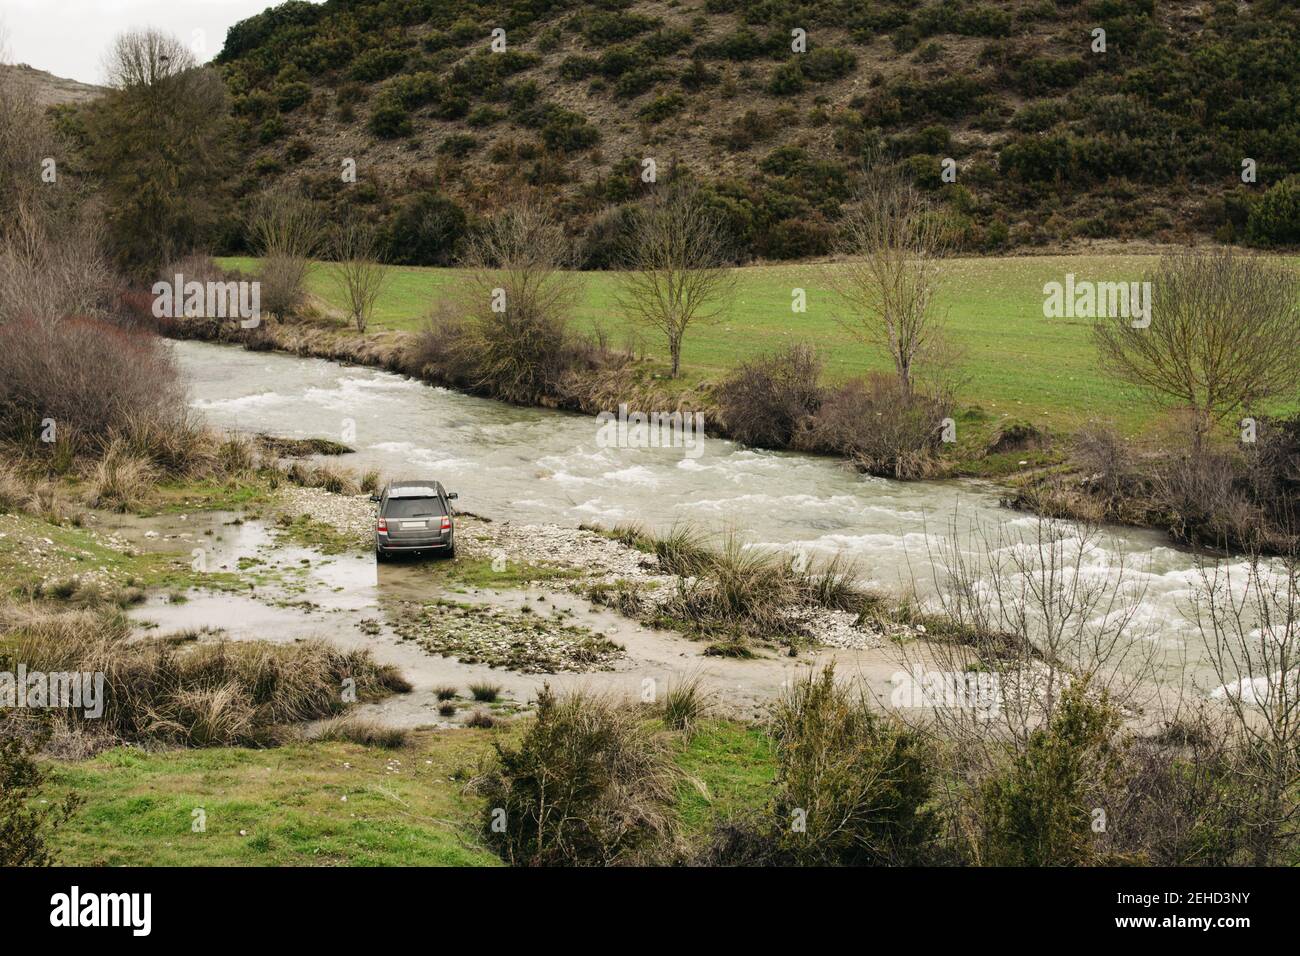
[578,204,640,270]
[458,297,579,405]
[704,666,936,865]
[803,47,857,82]
[771,667,936,864]
[438,133,479,157]
[1246,177,1300,247]
[583,11,660,44]
[0,727,81,866]
[1153,450,1258,550]
[403,309,477,390]
[275,81,312,112]
[1072,423,1137,501]
[1244,414,1300,529]
[87,439,157,511]
[368,100,412,138]
[660,675,714,735]
[349,47,407,82]
[759,214,835,259]
[311,714,409,748]
[430,200,588,405]
[652,530,855,642]
[381,192,467,266]
[475,687,681,865]
[715,344,823,448]
[0,605,410,748]
[794,374,953,478]
[980,681,1124,866]
[767,62,805,95]
[541,110,600,153]
[0,316,195,464]
[638,93,686,123]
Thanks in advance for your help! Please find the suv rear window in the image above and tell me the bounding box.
[384,496,446,519]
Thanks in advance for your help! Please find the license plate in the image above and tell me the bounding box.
[401,521,426,529]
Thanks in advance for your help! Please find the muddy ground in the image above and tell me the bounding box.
[87,486,927,727]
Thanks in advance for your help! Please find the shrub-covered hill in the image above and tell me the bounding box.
[213,0,1300,264]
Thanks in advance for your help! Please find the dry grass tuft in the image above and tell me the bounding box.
[0,604,410,748]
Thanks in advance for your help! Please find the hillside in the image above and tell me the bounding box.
[1,63,104,106]
[214,0,1300,263]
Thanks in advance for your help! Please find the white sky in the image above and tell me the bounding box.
[1,0,323,84]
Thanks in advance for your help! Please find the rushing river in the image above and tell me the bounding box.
[175,339,1252,685]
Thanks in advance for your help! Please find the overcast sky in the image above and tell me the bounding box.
[1,0,318,84]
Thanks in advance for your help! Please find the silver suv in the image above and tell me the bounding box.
[372,480,457,561]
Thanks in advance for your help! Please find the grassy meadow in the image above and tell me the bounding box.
[48,719,773,866]
[219,253,1213,434]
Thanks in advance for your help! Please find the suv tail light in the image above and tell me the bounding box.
[440,516,451,531]
[377,518,388,533]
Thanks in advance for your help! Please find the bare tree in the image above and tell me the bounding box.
[617,184,736,378]
[830,166,952,396]
[889,513,1173,864]
[248,195,323,321]
[1093,249,1300,457]
[328,223,389,333]
[0,44,112,324]
[102,28,196,89]
[0,200,114,325]
[1194,546,1300,864]
[906,513,1166,745]
[0,40,90,243]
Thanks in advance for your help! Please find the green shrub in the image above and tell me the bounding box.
[384,71,441,109]
[760,145,808,177]
[368,100,412,138]
[258,114,287,143]
[276,80,312,112]
[980,681,1124,866]
[759,213,834,260]
[559,55,599,80]
[767,62,805,95]
[283,137,312,162]
[704,666,937,865]
[475,687,681,866]
[680,59,720,91]
[770,667,936,864]
[467,106,504,127]
[381,192,467,266]
[349,46,407,82]
[583,11,661,44]
[699,27,779,61]
[0,728,82,866]
[638,93,686,123]
[614,65,670,98]
[803,47,856,82]
[1247,176,1300,246]
[438,133,479,157]
[541,110,600,152]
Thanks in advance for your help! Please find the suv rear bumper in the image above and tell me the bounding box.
[376,534,454,553]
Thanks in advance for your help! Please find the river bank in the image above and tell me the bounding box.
[2,451,931,725]
[147,307,1054,483]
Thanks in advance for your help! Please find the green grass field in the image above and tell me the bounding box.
[219,254,1299,434]
[47,718,773,866]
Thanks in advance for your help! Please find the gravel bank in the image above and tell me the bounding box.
[275,486,897,654]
